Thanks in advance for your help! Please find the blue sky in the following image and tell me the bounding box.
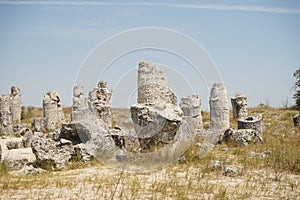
[0,0,299,110]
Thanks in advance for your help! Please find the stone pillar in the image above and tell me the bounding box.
[88,81,112,127]
[209,83,229,132]
[43,91,65,131]
[0,95,13,135]
[231,94,247,119]
[180,95,203,130]
[10,86,22,123]
[137,61,177,105]
[72,85,88,122]
[131,61,183,152]
[238,115,262,135]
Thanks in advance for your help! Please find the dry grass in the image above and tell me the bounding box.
[1,107,299,199]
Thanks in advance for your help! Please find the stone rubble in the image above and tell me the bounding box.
[231,94,248,119]
[221,128,263,146]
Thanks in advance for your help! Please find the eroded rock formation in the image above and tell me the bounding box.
[209,83,229,132]
[137,61,177,105]
[43,91,65,131]
[180,95,203,131]
[131,62,182,152]
[10,86,22,123]
[0,95,13,135]
[231,94,247,119]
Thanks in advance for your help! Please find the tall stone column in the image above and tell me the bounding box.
[88,81,112,127]
[43,91,65,131]
[180,95,203,130]
[209,83,229,132]
[72,85,88,122]
[10,86,22,123]
[0,95,13,135]
[231,94,247,119]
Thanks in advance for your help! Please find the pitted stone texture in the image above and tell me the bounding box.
[88,81,112,126]
[43,91,65,131]
[110,127,140,153]
[221,128,263,146]
[231,94,247,119]
[10,86,22,123]
[137,62,177,105]
[180,95,203,130]
[209,83,229,132]
[72,85,88,121]
[0,95,13,136]
[131,103,182,152]
[31,135,74,170]
[59,123,82,145]
[32,118,46,132]
[238,115,263,136]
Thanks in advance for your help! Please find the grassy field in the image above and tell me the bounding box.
[1,107,299,199]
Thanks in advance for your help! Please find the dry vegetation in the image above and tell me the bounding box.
[1,107,300,199]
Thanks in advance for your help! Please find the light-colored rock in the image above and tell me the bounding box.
[72,143,93,162]
[209,83,229,132]
[72,85,88,121]
[137,61,177,105]
[238,115,263,136]
[10,86,22,123]
[207,160,223,171]
[22,129,33,147]
[59,123,82,145]
[5,156,28,171]
[12,124,29,137]
[0,95,13,136]
[32,118,46,132]
[43,91,65,131]
[221,128,263,145]
[31,135,74,170]
[109,127,140,152]
[88,81,112,127]
[223,166,240,177]
[180,95,203,130]
[131,103,182,152]
[231,94,247,119]
[12,164,46,176]
[6,140,24,150]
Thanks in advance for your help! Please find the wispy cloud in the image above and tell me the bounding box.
[0,1,299,15]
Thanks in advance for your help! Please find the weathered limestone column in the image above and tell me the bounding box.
[131,61,182,152]
[231,94,247,119]
[137,61,177,105]
[0,95,13,135]
[43,91,65,131]
[71,85,88,122]
[180,95,203,130]
[10,86,22,123]
[88,81,112,127]
[238,115,263,135]
[209,83,229,132]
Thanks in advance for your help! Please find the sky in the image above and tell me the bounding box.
[0,0,299,110]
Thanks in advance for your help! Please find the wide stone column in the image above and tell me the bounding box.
[231,94,247,119]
